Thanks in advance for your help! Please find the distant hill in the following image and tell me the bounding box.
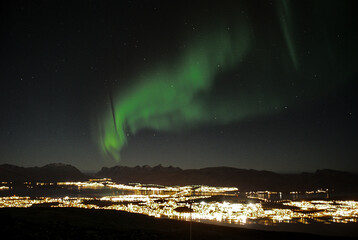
[0,163,88,183]
[1,163,357,192]
[97,165,358,192]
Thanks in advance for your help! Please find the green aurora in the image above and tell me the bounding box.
[96,1,356,161]
[276,0,298,70]
[97,24,252,160]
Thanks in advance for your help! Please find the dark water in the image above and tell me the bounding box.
[0,184,355,201]
[0,185,132,198]
[247,192,330,201]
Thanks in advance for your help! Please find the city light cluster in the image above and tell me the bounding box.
[57,180,238,193]
[1,180,357,226]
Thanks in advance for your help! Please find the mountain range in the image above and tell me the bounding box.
[0,163,357,192]
[0,163,87,183]
[97,165,358,192]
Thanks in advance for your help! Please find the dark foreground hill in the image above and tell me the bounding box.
[0,163,88,183]
[0,208,352,240]
[97,165,358,192]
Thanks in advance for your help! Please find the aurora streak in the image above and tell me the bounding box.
[97,24,254,160]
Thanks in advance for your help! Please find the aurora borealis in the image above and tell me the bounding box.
[1,1,357,171]
[97,1,357,161]
[97,23,252,160]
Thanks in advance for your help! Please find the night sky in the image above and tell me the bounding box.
[1,1,357,172]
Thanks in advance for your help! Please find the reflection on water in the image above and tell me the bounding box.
[0,180,237,198]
